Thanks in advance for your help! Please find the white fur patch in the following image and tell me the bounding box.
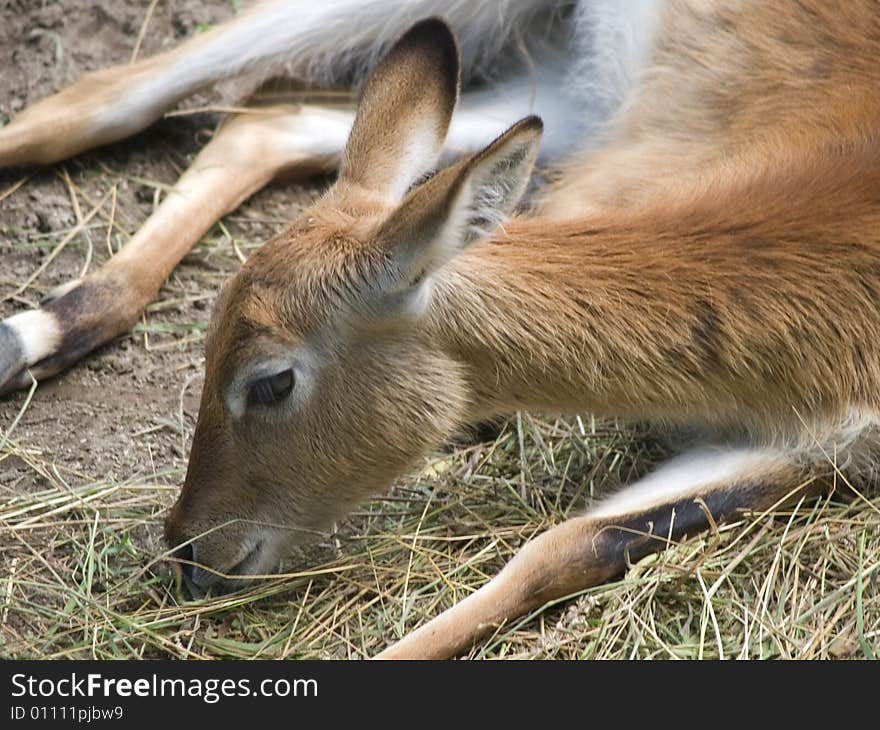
[3,309,62,365]
[92,0,665,162]
[589,446,784,520]
[275,106,355,161]
[168,0,566,90]
[375,121,443,203]
[407,123,539,279]
[449,65,579,162]
[567,0,666,140]
[89,0,568,136]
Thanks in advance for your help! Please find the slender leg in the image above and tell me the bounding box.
[0,104,352,395]
[0,0,563,168]
[376,446,824,659]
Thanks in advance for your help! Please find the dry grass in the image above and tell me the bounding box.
[1,406,878,660]
[0,116,878,661]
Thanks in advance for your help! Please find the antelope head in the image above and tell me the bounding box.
[165,18,542,592]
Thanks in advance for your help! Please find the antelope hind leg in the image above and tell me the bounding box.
[376,445,824,659]
[0,105,353,395]
[0,0,361,167]
[0,0,565,169]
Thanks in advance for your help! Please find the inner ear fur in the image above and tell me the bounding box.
[376,115,544,291]
[338,18,460,202]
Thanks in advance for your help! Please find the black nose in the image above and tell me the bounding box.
[171,541,222,598]
[171,542,195,571]
[171,542,195,581]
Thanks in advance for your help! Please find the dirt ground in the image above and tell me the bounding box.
[1,1,878,660]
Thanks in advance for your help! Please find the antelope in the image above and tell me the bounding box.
[1,0,879,659]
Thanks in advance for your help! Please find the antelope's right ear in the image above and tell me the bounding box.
[366,115,542,319]
[338,18,460,203]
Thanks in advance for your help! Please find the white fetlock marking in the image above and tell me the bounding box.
[3,310,62,365]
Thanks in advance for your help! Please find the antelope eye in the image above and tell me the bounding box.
[248,369,295,406]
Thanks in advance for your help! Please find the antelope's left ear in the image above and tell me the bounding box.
[373,115,543,309]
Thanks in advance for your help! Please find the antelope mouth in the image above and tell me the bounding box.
[175,537,269,599]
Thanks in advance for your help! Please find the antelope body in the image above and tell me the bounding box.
[2,0,879,658]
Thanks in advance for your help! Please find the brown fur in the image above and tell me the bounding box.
[112,2,880,654]
[171,2,880,536]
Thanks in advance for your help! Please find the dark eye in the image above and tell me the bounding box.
[248,369,295,406]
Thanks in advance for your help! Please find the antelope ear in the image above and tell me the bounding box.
[338,18,460,202]
[371,115,543,312]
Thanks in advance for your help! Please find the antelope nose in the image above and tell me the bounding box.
[172,541,193,573]
[171,541,218,598]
